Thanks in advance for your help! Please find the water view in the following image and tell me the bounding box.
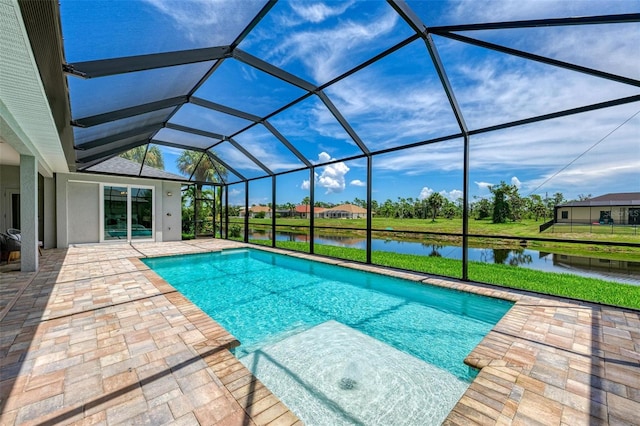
[248,230,640,285]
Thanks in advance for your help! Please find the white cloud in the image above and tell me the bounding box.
[475,181,493,190]
[317,152,332,163]
[300,152,351,194]
[289,1,354,24]
[318,161,350,194]
[440,189,463,201]
[240,65,258,82]
[419,187,434,200]
[350,179,366,187]
[511,176,521,188]
[269,7,399,83]
[141,0,263,45]
[419,187,463,201]
[229,188,241,196]
[445,0,638,24]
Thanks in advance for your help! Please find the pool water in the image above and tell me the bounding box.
[143,249,513,424]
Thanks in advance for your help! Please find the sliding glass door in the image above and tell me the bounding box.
[103,185,154,242]
[131,187,153,240]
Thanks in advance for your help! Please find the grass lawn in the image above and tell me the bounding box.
[249,240,640,310]
[230,217,640,257]
[239,217,639,239]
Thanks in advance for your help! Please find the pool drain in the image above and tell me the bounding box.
[339,377,357,390]
[339,361,360,390]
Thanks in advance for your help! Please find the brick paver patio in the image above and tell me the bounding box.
[1,241,638,425]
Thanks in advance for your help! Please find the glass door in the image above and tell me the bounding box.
[103,185,154,242]
[104,186,128,240]
[131,187,153,240]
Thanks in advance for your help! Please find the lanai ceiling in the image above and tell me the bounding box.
[56,0,640,186]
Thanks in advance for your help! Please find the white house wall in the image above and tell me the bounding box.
[66,181,99,244]
[56,173,181,248]
[556,206,632,225]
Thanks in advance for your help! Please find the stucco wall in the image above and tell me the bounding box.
[67,181,100,244]
[56,173,182,248]
[556,206,631,225]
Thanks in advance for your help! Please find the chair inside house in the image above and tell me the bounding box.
[1,229,44,263]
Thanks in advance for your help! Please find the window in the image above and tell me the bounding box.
[599,210,612,224]
[561,211,568,219]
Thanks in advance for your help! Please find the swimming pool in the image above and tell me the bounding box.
[143,249,513,424]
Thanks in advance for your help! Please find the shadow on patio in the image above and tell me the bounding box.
[0,243,298,425]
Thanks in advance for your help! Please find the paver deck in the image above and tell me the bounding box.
[1,241,639,425]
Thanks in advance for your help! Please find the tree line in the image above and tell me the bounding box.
[242,183,582,223]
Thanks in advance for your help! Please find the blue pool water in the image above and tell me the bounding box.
[144,249,514,424]
[143,249,513,381]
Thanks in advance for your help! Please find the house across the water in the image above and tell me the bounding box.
[555,192,640,225]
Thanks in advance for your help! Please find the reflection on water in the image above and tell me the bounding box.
[249,230,640,285]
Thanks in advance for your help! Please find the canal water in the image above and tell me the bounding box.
[249,230,640,285]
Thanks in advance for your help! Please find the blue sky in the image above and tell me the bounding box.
[61,0,640,207]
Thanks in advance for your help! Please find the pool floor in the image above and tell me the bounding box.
[240,320,469,425]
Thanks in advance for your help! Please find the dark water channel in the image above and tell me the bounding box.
[249,230,640,285]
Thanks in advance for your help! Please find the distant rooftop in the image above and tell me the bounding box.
[558,192,640,207]
[86,156,186,181]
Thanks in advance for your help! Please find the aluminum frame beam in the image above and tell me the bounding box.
[76,138,149,163]
[262,121,312,167]
[71,96,187,128]
[64,46,231,79]
[165,122,225,141]
[429,13,640,32]
[186,152,206,182]
[230,1,277,49]
[388,0,469,134]
[233,49,317,92]
[389,0,471,277]
[149,139,207,152]
[316,91,370,155]
[209,156,229,185]
[189,151,228,185]
[207,151,246,181]
[227,137,273,176]
[437,32,640,88]
[470,94,640,136]
[190,97,262,122]
[75,122,164,150]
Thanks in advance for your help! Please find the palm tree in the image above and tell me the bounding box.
[301,196,310,218]
[120,145,164,169]
[177,150,227,236]
[426,192,445,222]
[177,151,223,183]
[284,202,295,218]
